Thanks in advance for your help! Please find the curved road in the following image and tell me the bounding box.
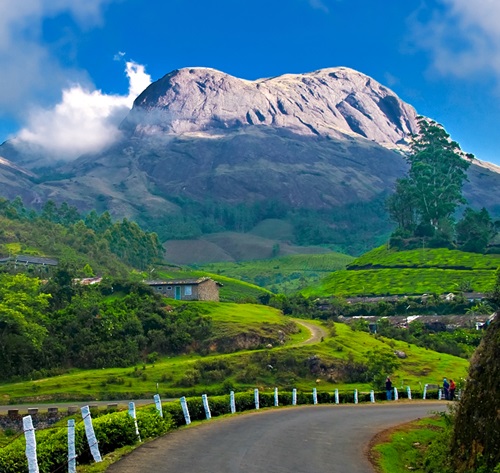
[293,318,328,344]
[109,402,445,473]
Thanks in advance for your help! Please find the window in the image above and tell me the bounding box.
[184,285,192,296]
[167,286,172,290]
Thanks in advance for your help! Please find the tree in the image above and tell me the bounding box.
[456,207,496,253]
[388,118,472,237]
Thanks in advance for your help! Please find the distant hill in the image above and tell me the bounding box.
[304,247,500,297]
[1,67,500,258]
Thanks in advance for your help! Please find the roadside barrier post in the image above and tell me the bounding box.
[438,389,442,400]
[68,419,76,473]
[23,415,39,473]
[423,384,428,400]
[407,386,412,400]
[254,389,260,410]
[313,388,318,405]
[230,391,236,414]
[292,388,297,406]
[354,389,358,404]
[334,389,339,404]
[394,387,399,401]
[154,394,163,418]
[274,387,279,407]
[370,390,375,403]
[180,396,191,425]
[202,394,212,420]
[128,402,141,442]
[81,406,102,463]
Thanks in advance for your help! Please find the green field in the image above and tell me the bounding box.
[304,247,500,297]
[0,310,469,403]
[197,252,354,293]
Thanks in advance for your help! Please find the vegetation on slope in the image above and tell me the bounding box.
[304,247,499,297]
[197,252,354,293]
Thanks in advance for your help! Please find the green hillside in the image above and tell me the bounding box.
[0,312,469,403]
[197,252,354,294]
[304,247,500,297]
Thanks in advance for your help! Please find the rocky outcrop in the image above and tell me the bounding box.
[125,67,419,151]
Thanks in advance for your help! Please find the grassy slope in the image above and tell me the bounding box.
[304,247,500,297]
[197,252,354,294]
[0,306,468,403]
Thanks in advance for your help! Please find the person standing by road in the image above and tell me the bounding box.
[385,377,393,401]
[449,379,456,400]
[443,378,450,400]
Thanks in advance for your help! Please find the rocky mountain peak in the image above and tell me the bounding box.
[125,66,419,150]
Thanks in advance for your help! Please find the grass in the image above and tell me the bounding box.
[0,314,469,403]
[372,416,446,473]
[303,246,500,297]
[197,252,354,293]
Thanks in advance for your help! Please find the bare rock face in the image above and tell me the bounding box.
[126,67,419,151]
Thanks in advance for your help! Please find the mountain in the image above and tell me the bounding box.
[1,67,499,256]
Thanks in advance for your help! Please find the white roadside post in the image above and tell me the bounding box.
[23,415,39,473]
[354,389,358,404]
[334,389,339,405]
[407,386,412,400]
[81,406,102,463]
[313,388,318,405]
[68,419,76,473]
[154,394,163,418]
[254,389,260,410]
[274,387,279,407]
[370,390,375,403]
[180,396,191,425]
[230,391,236,414]
[438,388,443,400]
[292,388,297,406]
[394,387,399,401]
[423,384,428,400]
[128,402,141,442]
[202,394,212,420]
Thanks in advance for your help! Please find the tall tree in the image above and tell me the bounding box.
[389,117,472,236]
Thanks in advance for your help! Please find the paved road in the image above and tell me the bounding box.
[109,402,445,473]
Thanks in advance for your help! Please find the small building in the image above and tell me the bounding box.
[145,277,221,301]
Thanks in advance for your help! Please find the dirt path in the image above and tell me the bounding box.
[292,318,328,344]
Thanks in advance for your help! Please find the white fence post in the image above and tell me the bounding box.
[423,384,428,400]
[313,388,318,405]
[394,387,399,401]
[230,391,236,414]
[128,402,141,442]
[154,394,163,418]
[334,389,339,404]
[202,394,211,420]
[354,389,358,404]
[68,419,76,473]
[274,387,279,407]
[254,389,260,410]
[292,388,297,406]
[23,415,39,473]
[438,388,442,400]
[180,396,191,425]
[80,406,102,463]
[370,390,375,403]
[407,386,412,400]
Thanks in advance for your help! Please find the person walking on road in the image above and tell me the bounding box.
[385,377,393,401]
[443,378,450,400]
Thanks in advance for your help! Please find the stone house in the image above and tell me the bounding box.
[145,277,221,301]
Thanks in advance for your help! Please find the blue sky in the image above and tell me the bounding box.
[2,0,500,165]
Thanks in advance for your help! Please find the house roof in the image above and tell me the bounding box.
[145,277,221,286]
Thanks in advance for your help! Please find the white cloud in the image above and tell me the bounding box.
[0,0,115,118]
[411,0,500,79]
[14,62,152,160]
[308,0,329,13]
